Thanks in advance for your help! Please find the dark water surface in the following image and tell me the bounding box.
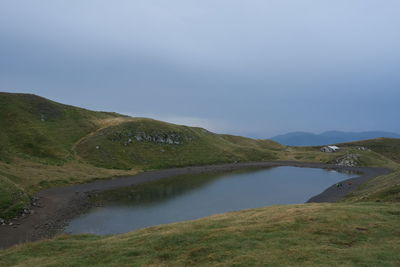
[65,166,355,235]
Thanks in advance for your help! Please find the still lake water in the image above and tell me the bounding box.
[65,166,355,235]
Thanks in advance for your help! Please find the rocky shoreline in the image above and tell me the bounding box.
[0,161,391,249]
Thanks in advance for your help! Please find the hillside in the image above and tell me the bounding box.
[0,93,283,218]
[338,138,400,164]
[1,93,400,220]
[75,119,280,170]
[0,174,30,220]
[271,131,400,146]
[0,93,283,171]
[0,92,124,163]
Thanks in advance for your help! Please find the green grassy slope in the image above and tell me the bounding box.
[0,93,284,218]
[1,203,399,266]
[338,138,400,163]
[0,93,137,218]
[75,119,281,170]
[344,170,400,203]
[0,175,30,220]
[0,92,122,164]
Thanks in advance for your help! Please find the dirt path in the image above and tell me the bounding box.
[71,117,134,162]
[0,161,391,249]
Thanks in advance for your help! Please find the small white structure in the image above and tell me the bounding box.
[320,146,340,153]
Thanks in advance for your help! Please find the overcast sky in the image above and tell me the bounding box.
[1,1,399,137]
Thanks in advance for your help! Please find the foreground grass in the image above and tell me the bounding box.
[1,203,399,266]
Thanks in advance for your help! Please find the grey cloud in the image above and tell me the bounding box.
[1,0,400,137]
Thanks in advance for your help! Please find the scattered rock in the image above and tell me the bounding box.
[334,154,360,167]
[108,130,193,145]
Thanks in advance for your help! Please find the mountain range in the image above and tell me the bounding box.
[271,131,400,146]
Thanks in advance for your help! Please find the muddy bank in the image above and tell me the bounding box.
[0,161,391,249]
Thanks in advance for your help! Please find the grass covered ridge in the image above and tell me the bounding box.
[75,118,281,170]
[0,93,284,218]
[0,92,122,164]
[1,203,399,266]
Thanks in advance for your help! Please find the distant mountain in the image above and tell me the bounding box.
[271,131,400,146]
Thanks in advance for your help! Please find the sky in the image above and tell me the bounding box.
[1,0,400,138]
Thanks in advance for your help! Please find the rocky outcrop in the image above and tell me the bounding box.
[107,130,194,145]
[333,154,360,167]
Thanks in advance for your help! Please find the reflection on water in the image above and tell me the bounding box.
[65,166,355,235]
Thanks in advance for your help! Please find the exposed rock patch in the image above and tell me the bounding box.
[334,154,360,167]
[107,130,194,145]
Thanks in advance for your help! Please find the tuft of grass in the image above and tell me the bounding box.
[0,203,399,266]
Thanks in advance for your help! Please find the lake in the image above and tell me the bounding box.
[65,166,355,235]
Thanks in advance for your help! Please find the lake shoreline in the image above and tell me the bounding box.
[0,161,391,249]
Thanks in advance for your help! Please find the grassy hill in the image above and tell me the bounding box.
[1,92,399,220]
[338,138,400,164]
[0,93,139,218]
[0,92,283,172]
[0,92,123,164]
[0,93,283,218]
[75,119,280,170]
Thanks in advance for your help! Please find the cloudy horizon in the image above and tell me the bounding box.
[1,1,400,138]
